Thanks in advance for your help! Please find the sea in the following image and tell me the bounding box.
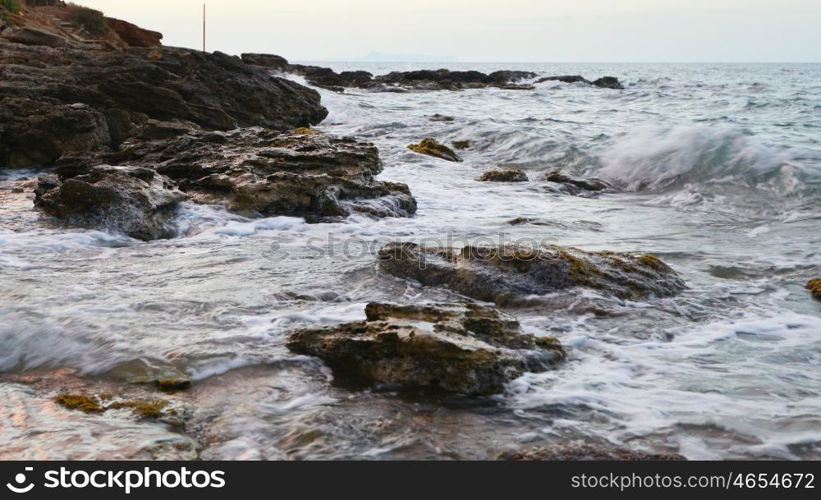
[0,62,819,460]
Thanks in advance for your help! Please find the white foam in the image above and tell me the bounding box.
[595,126,795,192]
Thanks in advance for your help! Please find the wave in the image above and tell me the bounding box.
[592,126,818,199]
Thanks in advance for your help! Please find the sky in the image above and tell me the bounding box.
[79,0,821,62]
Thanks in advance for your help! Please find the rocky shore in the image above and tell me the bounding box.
[240,53,625,92]
[288,302,566,395]
[0,2,711,461]
[1,2,420,237]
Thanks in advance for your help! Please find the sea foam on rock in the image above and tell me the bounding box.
[287,302,566,395]
[377,243,685,304]
[478,169,529,182]
[34,165,188,241]
[407,138,462,162]
[56,128,417,223]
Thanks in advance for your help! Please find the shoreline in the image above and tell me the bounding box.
[1,1,819,461]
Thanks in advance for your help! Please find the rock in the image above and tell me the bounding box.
[408,138,462,162]
[55,393,172,420]
[478,169,529,182]
[544,170,609,192]
[376,69,490,91]
[1,27,66,47]
[105,18,162,47]
[501,83,535,91]
[240,53,290,70]
[499,444,685,461]
[0,98,111,168]
[136,120,192,141]
[486,70,537,84]
[807,279,821,300]
[291,126,321,135]
[266,61,545,92]
[287,302,566,395]
[34,164,188,240]
[429,114,455,122]
[536,75,623,90]
[258,60,621,93]
[536,75,591,85]
[377,242,685,304]
[154,377,192,393]
[68,128,417,222]
[276,63,374,92]
[508,217,536,226]
[0,42,328,168]
[452,140,471,150]
[54,394,104,413]
[310,70,373,91]
[592,76,624,89]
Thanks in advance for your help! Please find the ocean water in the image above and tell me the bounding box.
[1,63,819,460]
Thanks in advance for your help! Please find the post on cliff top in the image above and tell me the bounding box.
[202,3,206,52]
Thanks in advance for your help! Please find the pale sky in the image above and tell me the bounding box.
[79,0,821,62]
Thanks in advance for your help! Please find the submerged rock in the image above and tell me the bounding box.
[34,165,187,240]
[536,75,624,89]
[452,140,471,150]
[536,75,591,85]
[65,128,416,222]
[807,279,821,300]
[154,377,192,393]
[373,69,537,91]
[544,170,609,192]
[55,393,172,420]
[592,76,625,89]
[407,138,462,162]
[377,243,685,303]
[478,169,529,182]
[287,302,566,395]
[499,444,685,461]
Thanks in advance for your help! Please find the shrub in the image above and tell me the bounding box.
[0,0,21,15]
[67,3,109,35]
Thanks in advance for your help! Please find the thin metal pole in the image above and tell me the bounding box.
[202,3,206,52]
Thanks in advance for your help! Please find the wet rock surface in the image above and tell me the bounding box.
[500,444,686,461]
[408,138,462,162]
[378,243,685,303]
[1,12,414,233]
[536,75,625,89]
[240,53,625,93]
[478,169,529,182]
[57,128,417,223]
[34,165,187,240]
[544,170,610,193]
[807,279,821,300]
[0,372,197,460]
[287,302,566,395]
